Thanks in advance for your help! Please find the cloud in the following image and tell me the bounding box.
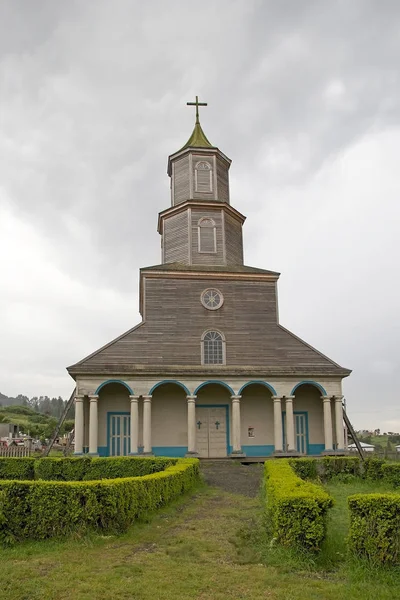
[0,0,399,429]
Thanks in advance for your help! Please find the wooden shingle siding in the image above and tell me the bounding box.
[71,276,345,374]
[164,211,189,264]
[173,155,190,205]
[216,155,229,203]
[224,212,244,265]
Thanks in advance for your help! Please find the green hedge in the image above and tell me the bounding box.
[289,457,387,482]
[288,458,318,480]
[0,458,200,542]
[264,460,333,551]
[34,456,176,481]
[382,463,400,488]
[363,457,385,480]
[348,493,400,565]
[0,458,35,480]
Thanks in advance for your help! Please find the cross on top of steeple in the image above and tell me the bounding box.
[186,95,207,124]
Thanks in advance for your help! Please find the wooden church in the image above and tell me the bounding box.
[67,98,351,458]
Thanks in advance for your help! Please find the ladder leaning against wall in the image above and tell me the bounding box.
[42,388,76,457]
[342,399,365,461]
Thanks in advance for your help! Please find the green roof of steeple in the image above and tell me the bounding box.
[180,119,213,150]
[178,95,213,151]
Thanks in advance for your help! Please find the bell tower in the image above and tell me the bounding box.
[158,97,246,267]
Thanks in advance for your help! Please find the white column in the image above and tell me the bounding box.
[129,395,140,454]
[74,395,84,455]
[272,396,283,452]
[285,396,296,452]
[186,395,197,454]
[88,395,99,455]
[334,395,345,450]
[322,396,333,451]
[142,395,153,455]
[231,395,243,454]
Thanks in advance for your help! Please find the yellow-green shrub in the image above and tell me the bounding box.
[0,458,200,542]
[0,458,35,480]
[264,460,333,551]
[34,456,176,481]
[348,493,400,565]
[381,464,400,488]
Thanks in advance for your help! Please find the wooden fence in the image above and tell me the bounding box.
[0,446,31,457]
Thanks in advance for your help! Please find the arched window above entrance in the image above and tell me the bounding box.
[198,217,216,253]
[201,330,225,365]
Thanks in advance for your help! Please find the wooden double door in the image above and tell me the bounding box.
[196,406,227,458]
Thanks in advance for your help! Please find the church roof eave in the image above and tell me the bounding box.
[157,200,245,233]
[167,145,231,177]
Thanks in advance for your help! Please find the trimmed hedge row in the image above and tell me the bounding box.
[0,458,200,542]
[289,456,388,481]
[264,460,333,551]
[0,458,35,481]
[0,456,177,481]
[348,493,400,565]
[35,457,177,481]
[381,463,400,488]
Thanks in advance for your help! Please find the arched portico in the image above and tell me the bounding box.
[150,382,188,456]
[239,382,275,456]
[194,382,234,457]
[149,380,191,396]
[95,379,134,395]
[290,380,327,397]
[291,383,326,454]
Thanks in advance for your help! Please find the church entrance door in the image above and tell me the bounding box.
[109,413,130,456]
[195,406,227,458]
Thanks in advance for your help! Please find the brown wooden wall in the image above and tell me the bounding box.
[224,212,244,265]
[216,155,230,203]
[77,276,339,371]
[172,155,190,205]
[163,211,189,263]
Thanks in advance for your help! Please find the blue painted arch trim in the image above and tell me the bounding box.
[149,380,191,396]
[290,380,327,396]
[95,379,134,395]
[194,380,235,396]
[238,381,277,396]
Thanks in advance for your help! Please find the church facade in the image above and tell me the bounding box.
[68,100,351,458]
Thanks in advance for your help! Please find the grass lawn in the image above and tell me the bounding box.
[0,478,399,600]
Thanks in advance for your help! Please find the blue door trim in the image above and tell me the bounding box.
[107,411,130,457]
[196,404,230,455]
[282,411,309,454]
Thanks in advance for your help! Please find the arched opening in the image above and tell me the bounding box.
[98,381,131,457]
[291,383,324,455]
[240,383,275,456]
[151,382,188,457]
[198,217,217,253]
[195,161,213,193]
[195,382,232,457]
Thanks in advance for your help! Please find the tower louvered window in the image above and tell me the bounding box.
[202,331,225,365]
[195,161,212,193]
[198,217,216,253]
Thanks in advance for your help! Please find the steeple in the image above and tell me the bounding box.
[167,95,232,205]
[180,119,213,150]
[180,95,213,150]
[160,98,246,268]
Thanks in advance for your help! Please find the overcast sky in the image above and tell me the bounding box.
[0,0,399,431]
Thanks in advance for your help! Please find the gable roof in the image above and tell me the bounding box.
[140,263,280,276]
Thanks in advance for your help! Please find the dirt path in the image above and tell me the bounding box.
[200,460,264,497]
